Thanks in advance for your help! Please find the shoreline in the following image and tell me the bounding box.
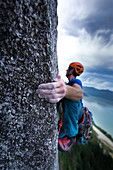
[93,125,113,150]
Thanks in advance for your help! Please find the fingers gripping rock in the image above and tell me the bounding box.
[37,75,66,103]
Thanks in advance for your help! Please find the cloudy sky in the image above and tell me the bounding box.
[57,0,113,91]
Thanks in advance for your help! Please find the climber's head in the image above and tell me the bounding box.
[66,62,84,79]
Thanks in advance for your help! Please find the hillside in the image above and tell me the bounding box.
[59,131,113,170]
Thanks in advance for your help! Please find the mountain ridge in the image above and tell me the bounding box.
[83,86,113,105]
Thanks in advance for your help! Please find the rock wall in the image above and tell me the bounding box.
[0,0,58,169]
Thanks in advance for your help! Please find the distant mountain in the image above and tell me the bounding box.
[83,86,113,104]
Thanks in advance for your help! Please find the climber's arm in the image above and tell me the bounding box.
[65,84,83,101]
[37,75,83,103]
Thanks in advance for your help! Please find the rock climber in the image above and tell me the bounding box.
[37,62,84,151]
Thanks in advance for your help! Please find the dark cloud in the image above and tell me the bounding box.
[80,14,113,36]
[87,67,113,77]
[65,0,113,43]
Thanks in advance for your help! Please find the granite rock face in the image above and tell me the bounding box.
[0,0,58,169]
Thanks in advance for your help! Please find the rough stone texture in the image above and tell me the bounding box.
[0,0,58,169]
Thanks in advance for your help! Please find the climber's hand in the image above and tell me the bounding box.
[37,75,66,103]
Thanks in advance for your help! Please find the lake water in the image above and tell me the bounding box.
[83,96,113,138]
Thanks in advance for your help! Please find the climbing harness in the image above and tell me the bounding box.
[58,107,93,151]
[76,107,93,145]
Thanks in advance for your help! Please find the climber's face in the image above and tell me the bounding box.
[66,66,74,80]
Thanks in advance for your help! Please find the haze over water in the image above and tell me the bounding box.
[83,96,113,138]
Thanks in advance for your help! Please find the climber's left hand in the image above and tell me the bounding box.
[37,75,66,103]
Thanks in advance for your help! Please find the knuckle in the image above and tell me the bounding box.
[49,83,55,89]
[52,93,56,99]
